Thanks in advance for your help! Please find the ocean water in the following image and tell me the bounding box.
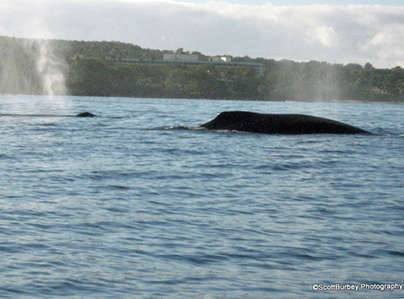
[0,95,403,298]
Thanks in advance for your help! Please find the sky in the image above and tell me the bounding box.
[1,0,404,68]
[176,0,404,4]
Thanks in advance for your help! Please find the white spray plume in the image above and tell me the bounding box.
[0,41,70,115]
[34,38,68,96]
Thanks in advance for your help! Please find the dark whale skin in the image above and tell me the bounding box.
[200,111,371,135]
[76,112,96,117]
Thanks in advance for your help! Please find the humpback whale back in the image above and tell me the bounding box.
[76,112,96,117]
[201,111,371,135]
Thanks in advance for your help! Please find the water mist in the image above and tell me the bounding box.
[0,36,71,115]
[34,39,68,97]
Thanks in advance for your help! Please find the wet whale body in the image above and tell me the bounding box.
[200,111,371,135]
[76,112,96,117]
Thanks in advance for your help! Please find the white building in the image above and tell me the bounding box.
[122,54,263,76]
[209,56,232,63]
[163,54,199,62]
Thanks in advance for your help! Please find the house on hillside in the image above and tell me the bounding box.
[120,53,263,76]
[163,53,199,62]
[209,56,232,62]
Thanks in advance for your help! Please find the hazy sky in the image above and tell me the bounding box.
[1,0,403,68]
[177,0,404,4]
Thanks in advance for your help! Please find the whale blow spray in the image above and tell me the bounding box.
[34,38,68,97]
[0,36,68,96]
[0,36,71,114]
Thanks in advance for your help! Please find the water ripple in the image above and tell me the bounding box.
[1,96,404,298]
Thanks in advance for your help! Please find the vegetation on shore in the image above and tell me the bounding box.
[1,36,403,102]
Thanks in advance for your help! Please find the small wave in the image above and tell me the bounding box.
[385,250,404,257]
[149,125,205,131]
[162,125,192,130]
[0,154,15,160]
[108,185,130,190]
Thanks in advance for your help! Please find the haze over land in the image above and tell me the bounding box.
[1,36,403,102]
[0,0,403,68]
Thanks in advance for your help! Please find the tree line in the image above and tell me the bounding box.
[1,36,403,102]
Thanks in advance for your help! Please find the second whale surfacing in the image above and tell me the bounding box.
[200,111,372,135]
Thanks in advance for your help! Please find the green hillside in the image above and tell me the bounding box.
[1,36,403,102]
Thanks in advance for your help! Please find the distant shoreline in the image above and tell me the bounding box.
[1,93,403,105]
[1,36,403,103]
[283,98,404,105]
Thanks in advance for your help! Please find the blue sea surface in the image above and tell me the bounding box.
[0,95,403,298]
